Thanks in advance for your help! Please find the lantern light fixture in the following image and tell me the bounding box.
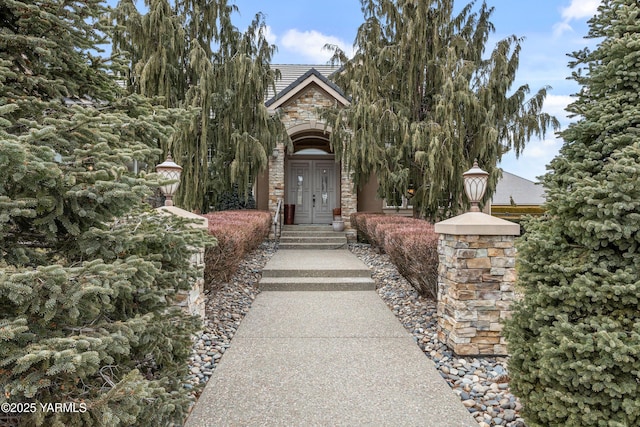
[155,153,182,207]
[462,159,489,212]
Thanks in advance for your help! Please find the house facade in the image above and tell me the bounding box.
[254,65,382,225]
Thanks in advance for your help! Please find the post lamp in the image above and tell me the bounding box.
[462,159,489,212]
[156,153,182,207]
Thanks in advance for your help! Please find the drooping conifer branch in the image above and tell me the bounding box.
[112,0,288,212]
[324,0,559,220]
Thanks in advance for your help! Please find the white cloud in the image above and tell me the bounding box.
[280,29,352,63]
[263,25,277,45]
[552,21,573,37]
[554,0,601,36]
[561,0,601,21]
[544,94,574,121]
[526,137,562,159]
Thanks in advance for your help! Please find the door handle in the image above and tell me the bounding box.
[312,194,316,207]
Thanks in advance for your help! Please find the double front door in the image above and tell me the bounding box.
[287,159,337,224]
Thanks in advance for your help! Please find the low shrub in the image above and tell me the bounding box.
[369,217,415,248]
[387,227,439,299]
[351,213,438,298]
[349,212,383,243]
[202,210,271,290]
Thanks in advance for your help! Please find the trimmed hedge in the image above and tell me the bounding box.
[351,212,439,298]
[202,210,271,290]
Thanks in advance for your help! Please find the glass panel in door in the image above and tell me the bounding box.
[287,159,336,224]
[287,161,312,224]
[312,161,335,224]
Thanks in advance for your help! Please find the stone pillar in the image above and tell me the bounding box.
[340,161,357,231]
[157,206,208,320]
[434,212,520,356]
[268,141,286,214]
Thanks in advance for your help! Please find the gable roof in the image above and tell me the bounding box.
[492,171,546,206]
[266,65,348,110]
[270,64,341,97]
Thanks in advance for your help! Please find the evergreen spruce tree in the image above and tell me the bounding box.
[505,1,640,425]
[324,0,558,220]
[0,1,213,425]
[112,0,288,212]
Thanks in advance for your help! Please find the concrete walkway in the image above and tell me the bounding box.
[185,249,477,427]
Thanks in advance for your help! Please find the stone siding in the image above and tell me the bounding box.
[436,233,517,356]
[341,160,357,229]
[280,85,337,128]
[174,247,206,319]
[268,143,285,213]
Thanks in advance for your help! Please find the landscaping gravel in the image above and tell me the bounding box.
[349,242,527,427]
[186,239,527,427]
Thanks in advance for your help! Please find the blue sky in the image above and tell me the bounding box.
[109,0,603,181]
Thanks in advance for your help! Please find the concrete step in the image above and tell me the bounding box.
[278,225,347,250]
[278,242,348,250]
[259,277,376,291]
[283,225,334,231]
[279,236,347,244]
[280,231,342,238]
[262,267,369,278]
[262,250,371,278]
[278,243,347,249]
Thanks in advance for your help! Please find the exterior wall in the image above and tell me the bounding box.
[280,84,337,127]
[357,173,383,213]
[436,233,517,356]
[269,84,334,214]
[255,168,269,211]
[340,161,357,227]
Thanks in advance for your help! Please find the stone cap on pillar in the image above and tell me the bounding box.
[157,206,209,230]
[435,212,520,236]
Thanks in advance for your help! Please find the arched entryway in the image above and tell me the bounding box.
[285,128,339,224]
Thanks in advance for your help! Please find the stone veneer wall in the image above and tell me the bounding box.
[340,161,357,227]
[268,84,356,227]
[158,206,207,320]
[281,85,336,125]
[174,245,206,320]
[436,233,517,356]
[268,143,285,213]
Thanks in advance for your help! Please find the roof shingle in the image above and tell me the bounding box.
[492,171,546,205]
[267,64,341,102]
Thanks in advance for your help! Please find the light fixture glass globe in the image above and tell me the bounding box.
[156,153,183,206]
[463,159,489,212]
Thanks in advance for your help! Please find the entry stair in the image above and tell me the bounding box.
[259,248,376,291]
[277,224,347,250]
[268,225,372,291]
